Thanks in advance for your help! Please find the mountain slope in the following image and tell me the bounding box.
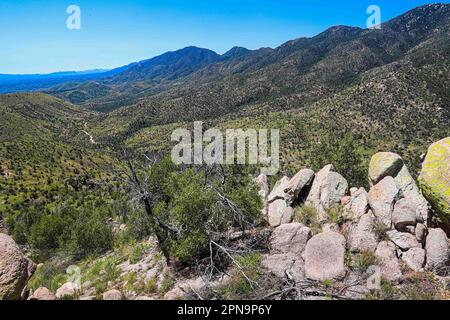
[82,3,449,186]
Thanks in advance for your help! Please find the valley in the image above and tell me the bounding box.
[0,3,449,301]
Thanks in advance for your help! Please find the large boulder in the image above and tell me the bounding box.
[419,137,450,234]
[270,223,312,254]
[375,241,402,283]
[348,213,379,253]
[369,152,429,223]
[304,232,346,281]
[284,169,315,205]
[0,234,35,300]
[369,152,404,186]
[425,228,449,274]
[368,176,399,228]
[267,199,293,227]
[306,165,348,222]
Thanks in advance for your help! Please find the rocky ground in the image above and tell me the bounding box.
[1,138,449,300]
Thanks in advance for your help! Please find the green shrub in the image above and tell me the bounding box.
[218,253,262,300]
[326,205,347,225]
[351,251,378,273]
[372,221,389,242]
[294,205,321,233]
[68,211,113,258]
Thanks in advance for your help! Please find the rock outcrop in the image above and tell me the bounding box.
[0,234,35,300]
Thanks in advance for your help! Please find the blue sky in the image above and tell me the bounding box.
[0,0,444,74]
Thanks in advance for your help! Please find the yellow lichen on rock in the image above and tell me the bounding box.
[419,137,450,234]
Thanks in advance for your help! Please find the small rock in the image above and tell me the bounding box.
[402,248,425,272]
[415,224,427,242]
[392,198,417,230]
[164,287,185,300]
[375,241,402,283]
[322,223,340,233]
[425,228,449,275]
[344,187,369,220]
[261,253,305,282]
[267,200,293,227]
[55,282,77,299]
[28,287,56,300]
[103,289,123,300]
[387,230,421,250]
[304,232,346,281]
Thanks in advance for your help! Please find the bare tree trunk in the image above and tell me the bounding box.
[126,156,172,264]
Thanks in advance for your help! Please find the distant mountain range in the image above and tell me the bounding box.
[0,46,254,94]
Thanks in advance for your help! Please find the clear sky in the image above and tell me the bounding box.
[0,0,445,74]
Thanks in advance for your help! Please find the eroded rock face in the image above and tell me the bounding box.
[425,228,449,274]
[306,165,348,222]
[375,241,402,283]
[0,234,35,300]
[284,169,315,205]
[419,137,450,234]
[270,223,312,254]
[267,199,293,227]
[304,232,346,281]
[348,213,379,253]
[368,176,399,228]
